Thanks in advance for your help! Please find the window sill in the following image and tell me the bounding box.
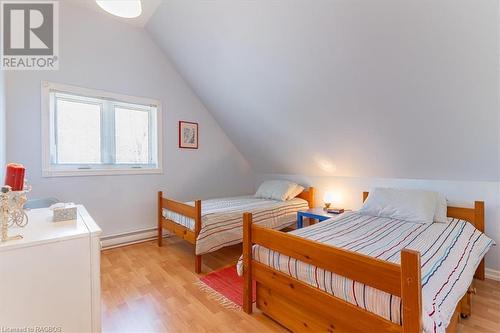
[42,167,163,177]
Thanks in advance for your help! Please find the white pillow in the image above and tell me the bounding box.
[358,188,437,224]
[434,193,448,223]
[286,184,305,200]
[255,180,298,201]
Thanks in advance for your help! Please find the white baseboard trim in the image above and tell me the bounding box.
[101,228,158,250]
[485,268,500,281]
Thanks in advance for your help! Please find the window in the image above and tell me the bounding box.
[42,81,162,176]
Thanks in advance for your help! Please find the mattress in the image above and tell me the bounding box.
[237,212,494,333]
[163,196,309,255]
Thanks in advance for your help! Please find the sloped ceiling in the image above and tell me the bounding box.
[147,0,499,181]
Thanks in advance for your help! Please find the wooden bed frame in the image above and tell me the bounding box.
[242,192,485,333]
[157,187,315,273]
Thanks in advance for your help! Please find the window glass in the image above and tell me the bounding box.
[115,107,149,164]
[55,99,101,164]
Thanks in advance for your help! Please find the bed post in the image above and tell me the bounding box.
[308,187,315,208]
[401,249,422,333]
[194,200,202,274]
[157,191,163,247]
[243,212,253,314]
[474,201,485,280]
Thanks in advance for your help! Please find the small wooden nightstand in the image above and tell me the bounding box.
[296,207,342,229]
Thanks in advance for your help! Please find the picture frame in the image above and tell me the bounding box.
[179,121,199,149]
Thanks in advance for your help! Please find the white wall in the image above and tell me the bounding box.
[5,1,254,236]
[256,173,500,273]
[0,69,4,180]
[148,0,500,273]
[148,0,499,181]
[5,1,498,277]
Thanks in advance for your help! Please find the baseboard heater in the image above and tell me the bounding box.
[100,228,171,250]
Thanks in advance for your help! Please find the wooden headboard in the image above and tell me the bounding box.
[362,191,485,280]
[297,187,314,208]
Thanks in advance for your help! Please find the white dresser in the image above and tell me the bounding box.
[0,205,102,333]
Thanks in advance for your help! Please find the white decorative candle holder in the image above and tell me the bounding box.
[1,184,31,242]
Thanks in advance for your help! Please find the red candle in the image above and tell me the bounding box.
[4,163,25,191]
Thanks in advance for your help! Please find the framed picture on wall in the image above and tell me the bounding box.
[179,121,198,149]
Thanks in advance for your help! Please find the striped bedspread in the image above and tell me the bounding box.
[237,212,494,333]
[163,196,309,255]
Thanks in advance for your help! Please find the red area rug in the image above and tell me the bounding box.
[197,265,256,309]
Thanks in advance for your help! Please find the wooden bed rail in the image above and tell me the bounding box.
[297,187,315,208]
[242,212,423,332]
[251,223,402,295]
[157,191,202,273]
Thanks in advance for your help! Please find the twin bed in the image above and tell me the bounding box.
[157,186,314,273]
[157,184,493,333]
[241,191,493,333]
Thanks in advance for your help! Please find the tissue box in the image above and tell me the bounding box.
[52,205,77,222]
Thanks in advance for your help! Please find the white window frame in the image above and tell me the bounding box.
[41,81,163,177]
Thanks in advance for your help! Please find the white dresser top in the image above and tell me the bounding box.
[0,205,101,252]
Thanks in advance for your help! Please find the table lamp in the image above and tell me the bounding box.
[323,191,334,209]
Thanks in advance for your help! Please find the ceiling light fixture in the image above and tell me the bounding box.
[96,0,142,19]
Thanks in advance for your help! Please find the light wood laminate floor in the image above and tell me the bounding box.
[101,238,499,333]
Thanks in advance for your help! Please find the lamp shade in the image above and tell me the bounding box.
[324,191,335,204]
